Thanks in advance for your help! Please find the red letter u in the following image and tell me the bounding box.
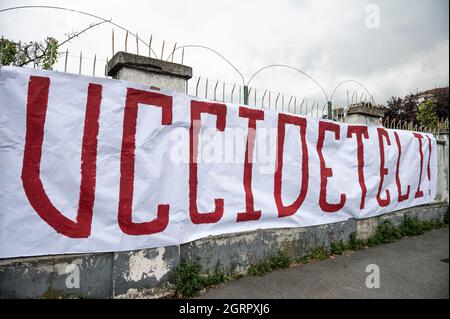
[21,76,102,238]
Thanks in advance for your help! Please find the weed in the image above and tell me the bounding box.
[348,217,445,250]
[330,240,347,255]
[248,253,291,276]
[173,259,232,298]
[173,259,204,298]
[297,255,310,264]
[203,269,227,287]
[398,216,444,236]
[173,216,446,297]
[309,246,329,260]
[372,220,402,243]
[268,254,290,268]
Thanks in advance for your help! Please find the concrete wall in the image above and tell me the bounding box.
[0,253,113,299]
[1,201,447,299]
[1,59,448,299]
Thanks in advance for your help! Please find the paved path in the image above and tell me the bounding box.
[198,227,449,299]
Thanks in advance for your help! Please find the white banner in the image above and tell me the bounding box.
[0,67,437,258]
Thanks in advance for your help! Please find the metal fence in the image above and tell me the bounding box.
[186,76,328,118]
[382,117,449,134]
[2,28,447,132]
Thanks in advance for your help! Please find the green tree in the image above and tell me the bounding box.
[417,98,439,129]
[383,94,420,125]
[432,87,449,120]
[0,37,59,69]
[383,88,448,127]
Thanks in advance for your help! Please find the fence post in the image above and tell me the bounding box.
[327,101,332,120]
[243,85,249,105]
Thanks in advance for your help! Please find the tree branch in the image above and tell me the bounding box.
[17,19,110,67]
[58,19,110,48]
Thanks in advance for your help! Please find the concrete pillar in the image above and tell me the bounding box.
[106,51,192,93]
[345,103,385,126]
[105,52,193,297]
[436,132,449,203]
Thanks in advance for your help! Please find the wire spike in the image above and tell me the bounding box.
[79,51,82,75]
[262,90,267,108]
[136,32,139,55]
[171,42,177,62]
[231,83,236,103]
[33,44,38,68]
[275,93,280,111]
[93,54,96,76]
[112,29,115,56]
[195,77,201,97]
[105,56,109,77]
[214,79,219,101]
[148,34,153,57]
[64,48,68,72]
[16,40,21,65]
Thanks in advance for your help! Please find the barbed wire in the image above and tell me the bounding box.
[1,4,376,114]
[0,5,159,58]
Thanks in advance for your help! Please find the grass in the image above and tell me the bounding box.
[348,216,446,250]
[248,253,291,276]
[302,216,446,261]
[173,215,447,298]
[173,259,231,298]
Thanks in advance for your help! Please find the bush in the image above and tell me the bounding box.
[174,259,204,298]
[374,220,402,243]
[173,259,230,297]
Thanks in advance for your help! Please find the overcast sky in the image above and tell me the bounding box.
[0,0,448,106]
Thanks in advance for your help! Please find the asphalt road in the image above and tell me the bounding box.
[198,227,449,299]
